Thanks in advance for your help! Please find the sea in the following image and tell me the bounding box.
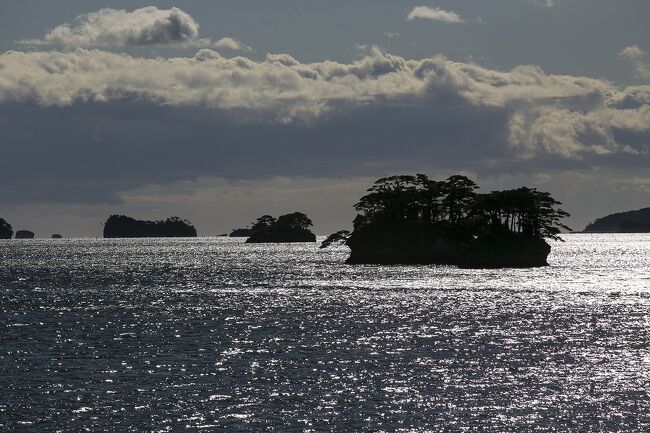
[1,234,649,432]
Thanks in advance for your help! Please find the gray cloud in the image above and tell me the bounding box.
[19,7,202,48]
[0,47,648,210]
[407,6,466,24]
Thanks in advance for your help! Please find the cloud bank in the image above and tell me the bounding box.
[1,48,648,158]
[0,47,648,211]
[407,6,465,24]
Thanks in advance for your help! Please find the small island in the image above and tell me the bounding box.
[583,207,650,233]
[0,218,12,239]
[15,230,35,239]
[229,228,253,237]
[103,215,197,238]
[321,174,570,268]
[51,234,63,239]
[246,212,316,243]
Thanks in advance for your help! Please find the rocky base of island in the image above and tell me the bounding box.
[345,225,550,268]
[247,229,316,243]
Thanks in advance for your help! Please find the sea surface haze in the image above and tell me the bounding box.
[1,234,649,432]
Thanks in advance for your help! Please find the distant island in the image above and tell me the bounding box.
[103,215,197,238]
[229,228,253,237]
[321,174,571,268]
[246,212,316,243]
[0,218,12,239]
[15,230,35,239]
[51,234,63,239]
[583,207,650,233]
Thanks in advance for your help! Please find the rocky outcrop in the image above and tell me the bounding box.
[344,224,550,268]
[15,230,35,239]
[583,207,650,232]
[322,173,569,268]
[247,229,316,243]
[245,212,316,243]
[0,218,12,239]
[229,228,252,237]
[103,215,197,238]
[458,232,551,268]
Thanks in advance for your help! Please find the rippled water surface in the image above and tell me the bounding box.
[1,234,649,432]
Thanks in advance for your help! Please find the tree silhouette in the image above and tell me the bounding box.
[252,215,276,232]
[325,173,571,245]
[441,175,479,225]
[275,212,313,232]
[0,218,13,239]
[246,211,316,243]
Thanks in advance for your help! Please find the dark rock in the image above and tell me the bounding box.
[0,218,12,239]
[51,234,63,239]
[229,228,252,237]
[458,232,551,268]
[247,229,316,243]
[583,207,650,232]
[344,224,550,267]
[103,215,197,238]
[15,230,35,239]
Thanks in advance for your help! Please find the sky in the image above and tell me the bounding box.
[1,0,649,237]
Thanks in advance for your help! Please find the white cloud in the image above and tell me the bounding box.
[18,6,204,48]
[214,37,252,52]
[620,45,646,61]
[620,45,650,80]
[384,32,401,39]
[0,47,649,160]
[407,6,465,23]
[530,0,560,7]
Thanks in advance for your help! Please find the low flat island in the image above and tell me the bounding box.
[103,215,197,238]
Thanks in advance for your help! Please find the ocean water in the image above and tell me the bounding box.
[1,234,649,432]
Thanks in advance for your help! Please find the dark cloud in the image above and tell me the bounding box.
[0,48,648,209]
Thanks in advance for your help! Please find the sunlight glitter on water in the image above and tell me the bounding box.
[0,234,649,431]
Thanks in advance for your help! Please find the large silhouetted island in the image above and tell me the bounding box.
[583,207,650,233]
[246,212,316,243]
[321,174,571,268]
[103,215,197,238]
[0,218,12,239]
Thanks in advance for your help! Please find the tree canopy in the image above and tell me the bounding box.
[251,212,313,234]
[348,174,570,241]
